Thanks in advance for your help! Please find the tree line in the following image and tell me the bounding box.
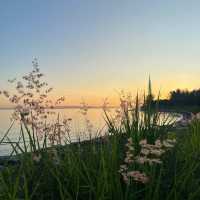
[155,89,200,107]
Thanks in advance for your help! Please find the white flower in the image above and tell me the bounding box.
[127,137,133,144]
[135,156,148,164]
[32,153,41,163]
[155,139,162,148]
[150,149,165,156]
[141,148,150,155]
[127,170,149,184]
[139,139,147,146]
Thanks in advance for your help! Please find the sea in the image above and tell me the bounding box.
[0,108,181,156]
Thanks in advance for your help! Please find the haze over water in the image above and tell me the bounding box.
[0,108,181,156]
[0,108,109,156]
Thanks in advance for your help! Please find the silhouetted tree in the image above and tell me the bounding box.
[157,88,200,107]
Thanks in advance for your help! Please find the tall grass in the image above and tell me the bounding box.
[0,89,174,199]
[0,65,200,199]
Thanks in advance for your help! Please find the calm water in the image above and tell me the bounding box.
[0,108,110,156]
[0,108,181,156]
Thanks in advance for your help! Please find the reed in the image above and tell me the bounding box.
[0,63,199,199]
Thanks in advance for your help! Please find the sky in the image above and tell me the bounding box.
[1,0,200,107]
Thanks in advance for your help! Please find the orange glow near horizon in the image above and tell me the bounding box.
[1,79,200,108]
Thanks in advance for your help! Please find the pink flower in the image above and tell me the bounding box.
[32,153,41,163]
[139,139,147,146]
[127,171,149,184]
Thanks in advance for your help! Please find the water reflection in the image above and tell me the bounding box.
[0,108,181,156]
[0,108,109,155]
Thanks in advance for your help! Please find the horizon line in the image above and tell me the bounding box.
[0,105,119,110]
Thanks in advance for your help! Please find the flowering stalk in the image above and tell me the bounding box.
[119,137,176,185]
[0,59,72,149]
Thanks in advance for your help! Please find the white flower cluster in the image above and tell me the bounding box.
[119,138,149,184]
[119,137,176,184]
[135,138,176,165]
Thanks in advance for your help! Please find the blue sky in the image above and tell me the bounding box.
[1,0,200,106]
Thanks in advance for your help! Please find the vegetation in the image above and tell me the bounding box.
[0,64,200,199]
[153,89,200,113]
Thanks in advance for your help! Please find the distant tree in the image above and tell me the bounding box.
[159,88,200,107]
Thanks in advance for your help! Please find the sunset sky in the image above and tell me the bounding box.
[1,0,200,107]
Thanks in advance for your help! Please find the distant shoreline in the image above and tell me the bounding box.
[0,106,118,110]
